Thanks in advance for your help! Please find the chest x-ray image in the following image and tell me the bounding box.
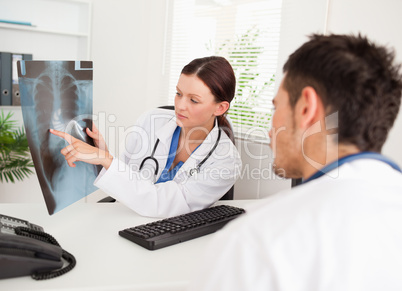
[17,61,99,215]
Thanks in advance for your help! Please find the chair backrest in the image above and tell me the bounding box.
[291,178,303,187]
[158,105,234,200]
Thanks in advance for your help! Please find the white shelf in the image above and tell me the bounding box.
[0,0,92,60]
[0,0,92,108]
[0,22,89,37]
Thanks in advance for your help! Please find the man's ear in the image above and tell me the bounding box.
[296,86,323,129]
[214,101,230,116]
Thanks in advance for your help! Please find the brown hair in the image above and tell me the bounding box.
[181,56,236,142]
[283,34,402,152]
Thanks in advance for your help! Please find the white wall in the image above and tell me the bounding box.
[91,0,168,155]
[86,0,170,202]
[1,0,402,203]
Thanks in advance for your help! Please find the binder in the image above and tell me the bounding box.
[12,53,32,106]
[0,52,12,106]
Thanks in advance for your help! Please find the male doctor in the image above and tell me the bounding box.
[189,34,402,290]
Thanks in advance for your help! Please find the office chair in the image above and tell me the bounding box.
[98,105,234,202]
[291,178,303,187]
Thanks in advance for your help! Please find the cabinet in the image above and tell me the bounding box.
[0,0,92,61]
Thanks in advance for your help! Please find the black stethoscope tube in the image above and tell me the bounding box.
[139,139,160,176]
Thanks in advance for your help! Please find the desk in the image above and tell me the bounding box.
[0,199,261,291]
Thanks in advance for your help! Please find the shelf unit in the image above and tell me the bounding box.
[0,22,89,37]
[0,0,92,108]
[0,0,92,60]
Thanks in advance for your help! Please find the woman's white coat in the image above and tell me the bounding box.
[94,108,242,218]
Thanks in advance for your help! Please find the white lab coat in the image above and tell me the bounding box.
[94,108,242,218]
[189,158,402,291]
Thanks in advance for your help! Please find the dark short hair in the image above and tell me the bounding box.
[181,56,236,141]
[283,34,402,152]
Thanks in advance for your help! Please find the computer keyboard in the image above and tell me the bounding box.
[119,205,245,250]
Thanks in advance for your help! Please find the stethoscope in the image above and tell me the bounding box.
[303,151,402,183]
[139,128,222,177]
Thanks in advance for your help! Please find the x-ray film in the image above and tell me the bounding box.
[17,61,99,215]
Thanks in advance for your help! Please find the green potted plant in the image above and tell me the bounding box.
[0,111,34,183]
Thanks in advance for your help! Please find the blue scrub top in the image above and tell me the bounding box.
[155,126,182,184]
[155,126,202,184]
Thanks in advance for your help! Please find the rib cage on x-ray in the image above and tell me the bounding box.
[34,63,91,184]
[18,61,98,215]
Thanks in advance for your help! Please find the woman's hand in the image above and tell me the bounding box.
[50,128,113,169]
[87,123,108,152]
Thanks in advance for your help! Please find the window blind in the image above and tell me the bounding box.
[164,0,282,143]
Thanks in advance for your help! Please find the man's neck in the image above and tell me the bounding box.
[302,144,360,180]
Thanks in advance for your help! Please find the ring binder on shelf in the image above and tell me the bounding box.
[12,53,32,106]
[0,52,12,106]
[0,52,32,106]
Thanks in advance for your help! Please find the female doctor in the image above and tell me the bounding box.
[50,56,242,218]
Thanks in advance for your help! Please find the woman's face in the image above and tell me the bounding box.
[175,74,223,132]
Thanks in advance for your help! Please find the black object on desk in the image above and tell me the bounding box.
[119,205,245,250]
[0,213,76,280]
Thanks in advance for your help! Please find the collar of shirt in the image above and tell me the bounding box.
[303,151,401,184]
